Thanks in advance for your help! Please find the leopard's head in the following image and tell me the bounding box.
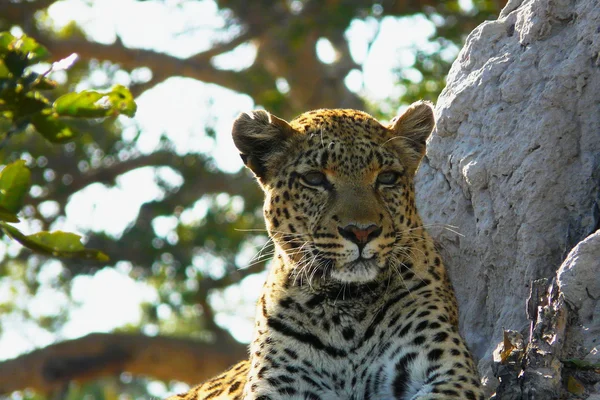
[232,101,434,285]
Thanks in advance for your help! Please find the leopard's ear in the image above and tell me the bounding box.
[232,110,297,180]
[389,100,435,172]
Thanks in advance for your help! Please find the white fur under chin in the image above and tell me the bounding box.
[330,260,378,283]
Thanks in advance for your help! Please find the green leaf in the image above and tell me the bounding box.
[0,60,9,78]
[0,160,31,214]
[0,223,109,262]
[30,111,78,143]
[0,34,49,76]
[0,32,15,53]
[14,36,49,63]
[109,84,137,117]
[4,51,28,76]
[0,205,19,223]
[29,231,85,252]
[54,84,137,118]
[13,91,50,118]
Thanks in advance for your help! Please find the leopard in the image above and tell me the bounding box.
[167,101,484,400]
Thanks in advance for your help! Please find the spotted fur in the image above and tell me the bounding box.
[167,101,484,400]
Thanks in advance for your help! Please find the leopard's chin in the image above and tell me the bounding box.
[330,259,379,283]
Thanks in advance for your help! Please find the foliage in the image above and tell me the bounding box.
[0,32,135,142]
[0,31,137,263]
[0,159,30,221]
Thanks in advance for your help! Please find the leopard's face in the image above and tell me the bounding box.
[232,102,434,285]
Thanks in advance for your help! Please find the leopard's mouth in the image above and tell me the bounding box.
[330,258,379,283]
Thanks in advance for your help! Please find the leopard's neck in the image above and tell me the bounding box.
[261,252,435,325]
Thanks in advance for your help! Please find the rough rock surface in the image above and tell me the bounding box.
[414,0,600,395]
[557,231,600,365]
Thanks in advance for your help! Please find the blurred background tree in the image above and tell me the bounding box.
[0,0,503,399]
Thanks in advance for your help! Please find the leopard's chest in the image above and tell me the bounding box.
[245,297,426,400]
[245,342,403,400]
[241,263,459,399]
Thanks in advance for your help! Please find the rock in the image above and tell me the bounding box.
[557,231,600,364]
[415,0,600,395]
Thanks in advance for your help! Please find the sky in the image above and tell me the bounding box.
[0,0,469,394]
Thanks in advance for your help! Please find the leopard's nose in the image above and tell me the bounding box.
[338,224,382,249]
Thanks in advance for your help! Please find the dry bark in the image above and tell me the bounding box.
[491,278,568,399]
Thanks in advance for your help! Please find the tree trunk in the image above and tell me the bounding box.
[415,0,600,397]
[0,333,246,394]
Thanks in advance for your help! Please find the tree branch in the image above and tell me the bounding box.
[199,258,268,294]
[188,30,257,62]
[0,332,246,395]
[28,151,260,213]
[32,29,282,104]
[0,0,55,28]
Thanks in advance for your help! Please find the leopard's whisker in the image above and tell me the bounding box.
[406,223,464,237]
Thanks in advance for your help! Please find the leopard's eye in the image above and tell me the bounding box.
[377,171,400,185]
[301,171,327,187]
